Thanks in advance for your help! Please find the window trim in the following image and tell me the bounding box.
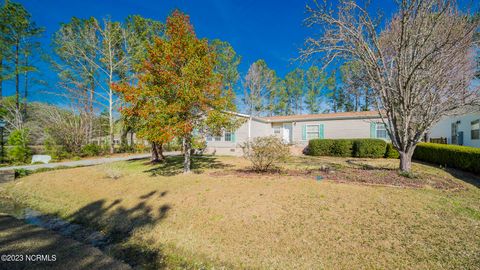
[471,119,480,140]
[273,125,282,136]
[306,124,320,140]
[376,123,388,139]
[224,131,232,142]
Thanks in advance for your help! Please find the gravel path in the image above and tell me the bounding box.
[0,154,154,171]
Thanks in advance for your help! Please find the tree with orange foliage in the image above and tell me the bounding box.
[114,10,238,172]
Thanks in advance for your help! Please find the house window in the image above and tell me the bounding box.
[472,120,480,140]
[224,131,232,142]
[273,126,282,136]
[214,135,222,141]
[376,123,388,139]
[206,135,212,142]
[306,125,319,140]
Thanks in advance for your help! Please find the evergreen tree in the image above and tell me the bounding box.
[304,66,326,114]
[0,1,43,112]
[285,68,305,114]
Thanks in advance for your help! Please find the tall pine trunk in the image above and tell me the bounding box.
[183,136,191,173]
[23,55,29,118]
[108,74,114,154]
[0,56,3,100]
[15,42,20,112]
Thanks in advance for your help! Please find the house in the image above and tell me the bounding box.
[204,111,388,156]
[428,110,480,148]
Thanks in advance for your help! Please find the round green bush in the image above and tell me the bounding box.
[306,139,335,156]
[352,139,387,158]
[385,143,400,159]
[331,139,354,157]
[81,143,103,157]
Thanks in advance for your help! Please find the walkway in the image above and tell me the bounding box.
[0,154,152,171]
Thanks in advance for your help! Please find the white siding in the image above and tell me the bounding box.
[204,117,271,156]
[429,112,480,148]
[292,118,382,145]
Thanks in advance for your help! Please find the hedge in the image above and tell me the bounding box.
[413,143,480,174]
[307,138,386,158]
[384,143,400,159]
[353,139,387,158]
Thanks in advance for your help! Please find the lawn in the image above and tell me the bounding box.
[1,155,479,269]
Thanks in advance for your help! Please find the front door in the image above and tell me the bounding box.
[283,123,292,143]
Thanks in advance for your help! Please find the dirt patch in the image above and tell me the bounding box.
[210,167,465,190]
[327,168,464,190]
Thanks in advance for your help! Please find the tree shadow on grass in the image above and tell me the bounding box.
[0,214,132,270]
[0,189,170,269]
[65,191,170,269]
[144,155,232,176]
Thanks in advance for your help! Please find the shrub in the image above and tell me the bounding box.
[307,139,353,157]
[14,168,31,178]
[332,139,354,156]
[241,135,290,172]
[7,128,32,164]
[353,139,387,158]
[413,143,480,174]
[44,136,71,161]
[306,139,335,156]
[81,143,103,157]
[385,143,400,159]
[307,138,386,158]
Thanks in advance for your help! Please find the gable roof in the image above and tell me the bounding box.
[259,111,381,123]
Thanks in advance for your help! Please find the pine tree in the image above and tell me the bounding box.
[304,66,326,114]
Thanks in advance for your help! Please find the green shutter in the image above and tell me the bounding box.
[231,132,236,143]
[302,124,306,140]
[319,124,324,139]
[370,122,377,138]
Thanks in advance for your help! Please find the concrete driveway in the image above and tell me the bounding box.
[0,154,153,171]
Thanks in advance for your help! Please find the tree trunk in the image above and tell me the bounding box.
[15,43,20,112]
[151,142,159,162]
[120,126,129,151]
[129,132,134,147]
[88,76,95,140]
[23,55,28,118]
[0,56,3,100]
[399,150,414,173]
[183,136,191,173]
[156,143,165,160]
[108,83,114,154]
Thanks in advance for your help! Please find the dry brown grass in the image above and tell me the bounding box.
[1,155,479,269]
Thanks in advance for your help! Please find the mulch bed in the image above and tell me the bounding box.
[209,167,465,190]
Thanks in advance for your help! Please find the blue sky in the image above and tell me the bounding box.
[11,0,477,108]
[7,0,319,104]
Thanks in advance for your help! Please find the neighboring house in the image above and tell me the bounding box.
[428,110,480,148]
[204,111,388,156]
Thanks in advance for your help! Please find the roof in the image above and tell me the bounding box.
[258,111,381,123]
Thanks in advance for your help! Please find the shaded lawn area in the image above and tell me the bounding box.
[0,214,131,270]
[1,155,479,269]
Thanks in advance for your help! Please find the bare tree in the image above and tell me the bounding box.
[243,59,276,116]
[52,17,132,154]
[39,104,89,155]
[302,0,479,172]
[0,97,24,132]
